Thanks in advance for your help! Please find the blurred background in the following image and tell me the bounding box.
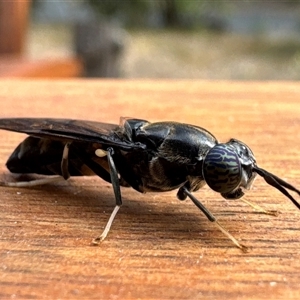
[1,0,300,79]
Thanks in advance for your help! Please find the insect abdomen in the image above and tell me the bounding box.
[6,136,69,176]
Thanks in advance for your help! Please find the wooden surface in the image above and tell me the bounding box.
[0,0,30,54]
[0,57,83,78]
[0,80,299,299]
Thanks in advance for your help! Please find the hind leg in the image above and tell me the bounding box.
[1,142,71,187]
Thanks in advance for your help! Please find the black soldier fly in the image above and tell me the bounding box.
[0,117,299,252]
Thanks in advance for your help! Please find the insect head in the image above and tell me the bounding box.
[203,138,300,210]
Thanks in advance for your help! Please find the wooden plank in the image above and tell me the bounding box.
[0,1,30,54]
[0,80,299,299]
[0,57,83,78]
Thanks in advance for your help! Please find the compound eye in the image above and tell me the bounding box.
[203,144,242,194]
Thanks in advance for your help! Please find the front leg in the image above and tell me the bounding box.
[177,185,247,252]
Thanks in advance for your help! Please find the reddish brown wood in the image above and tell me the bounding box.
[0,0,31,54]
[0,1,83,78]
[0,80,299,299]
[0,57,83,77]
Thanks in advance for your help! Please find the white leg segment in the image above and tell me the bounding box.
[0,176,64,187]
[92,205,121,245]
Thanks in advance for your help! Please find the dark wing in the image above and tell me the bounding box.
[0,118,143,150]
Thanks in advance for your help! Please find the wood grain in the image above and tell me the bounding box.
[0,80,299,299]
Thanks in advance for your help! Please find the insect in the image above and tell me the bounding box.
[0,117,299,251]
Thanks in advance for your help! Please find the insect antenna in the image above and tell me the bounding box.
[253,166,300,210]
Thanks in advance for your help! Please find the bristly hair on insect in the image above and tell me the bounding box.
[0,117,299,252]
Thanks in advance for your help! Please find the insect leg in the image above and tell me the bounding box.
[0,142,72,187]
[241,197,279,216]
[181,187,248,252]
[92,147,122,245]
[0,176,63,187]
[61,142,71,180]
